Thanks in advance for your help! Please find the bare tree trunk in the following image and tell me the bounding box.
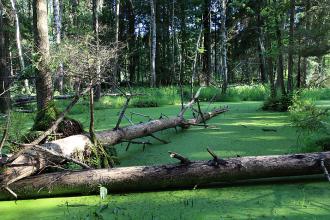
[9,0,30,94]
[2,151,330,200]
[53,0,64,94]
[266,34,276,99]
[92,0,102,101]
[114,0,120,83]
[0,3,11,114]
[256,4,267,84]
[33,0,54,130]
[219,0,228,94]
[274,3,286,96]
[127,0,136,83]
[301,57,307,87]
[202,0,211,86]
[287,0,295,93]
[296,55,301,88]
[150,0,157,87]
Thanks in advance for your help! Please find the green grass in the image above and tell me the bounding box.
[2,101,330,219]
[87,85,329,108]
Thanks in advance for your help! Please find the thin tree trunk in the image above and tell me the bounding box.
[53,0,64,94]
[171,0,176,84]
[2,151,330,200]
[296,55,301,88]
[202,0,211,86]
[0,3,11,114]
[274,2,286,96]
[266,34,276,99]
[127,0,135,83]
[9,0,30,94]
[150,0,156,87]
[301,57,307,87]
[287,0,295,93]
[114,0,120,83]
[256,5,267,84]
[191,23,203,97]
[92,0,102,101]
[219,0,228,94]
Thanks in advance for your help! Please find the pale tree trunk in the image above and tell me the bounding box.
[191,24,203,98]
[171,0,176,83]
[33,0,54,129]
[92,0,102,101]
[53,0,64,94]
[127,0,136,83]
[256,4,267,84]
[114,0,120,83]
[0,3,11,114]
[202,0,211,86]
[150,0,156,87]
[9,0,30,94]
[1,151,330,200]
[287,0,295,93]
[219,0,228,94]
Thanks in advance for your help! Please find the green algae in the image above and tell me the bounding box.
[2,101,330,219]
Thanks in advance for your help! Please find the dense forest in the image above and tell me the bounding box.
[1,0,329,109]
[1,0,330,219]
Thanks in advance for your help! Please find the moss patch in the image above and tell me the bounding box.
[32,101,59,131]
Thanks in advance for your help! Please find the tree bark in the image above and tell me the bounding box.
[1,151,330,200]
[150,0,157,87]
[53,0,64,94]
[92,0,102,101]
[202,0,211,86]
[127,0,136,83]
[256,4,267,84]
[9,0,30,94]
[0,2,11,114]
[114,0,120,83]
[287,0,295,93]
[219,0,228,94]
[274,4,286,96]
[33,0,54,128]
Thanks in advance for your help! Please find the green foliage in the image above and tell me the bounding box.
[289,94,329,134]
[289,94,330,152]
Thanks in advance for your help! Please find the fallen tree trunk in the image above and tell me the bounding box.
[1,107,228,187]
[1,151,329,200]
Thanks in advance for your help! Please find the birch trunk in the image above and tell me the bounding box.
[219,0,228,94]
[53,0,64,94]
[150,0,157,87]
[10,0,30,94]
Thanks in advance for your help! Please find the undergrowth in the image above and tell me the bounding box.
[289,93,330,152]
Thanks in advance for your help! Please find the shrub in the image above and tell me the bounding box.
[131,97,159,108]
[289,93,330,152]
[262,94,293,112]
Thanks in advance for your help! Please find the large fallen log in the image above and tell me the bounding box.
[1,107,228,187]
[1,151,329,200]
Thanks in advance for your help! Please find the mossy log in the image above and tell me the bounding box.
[1,107,228,187]
[1,151,329,200]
